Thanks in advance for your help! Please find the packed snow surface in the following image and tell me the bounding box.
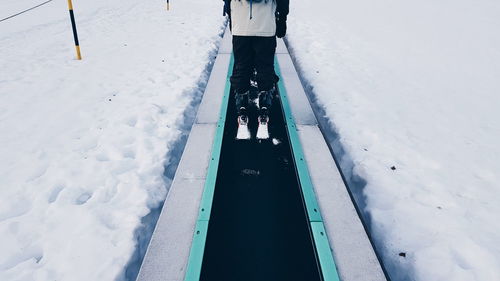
[0,0,223,280]
[288,1,500,280]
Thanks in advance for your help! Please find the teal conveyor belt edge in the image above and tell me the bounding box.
[183,53,341,281]
[275,57,341,281]
[183,54,234,281]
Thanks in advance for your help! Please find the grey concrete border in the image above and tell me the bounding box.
[136,30,232,281]
[277,40,386,281]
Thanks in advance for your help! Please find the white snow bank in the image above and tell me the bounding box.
[287,1,500,280]
[0,0,224,280]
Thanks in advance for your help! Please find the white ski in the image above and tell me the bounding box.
[236,115,251,140]
[256,116,269,140]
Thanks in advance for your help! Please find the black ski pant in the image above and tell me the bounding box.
[231,35,277,114]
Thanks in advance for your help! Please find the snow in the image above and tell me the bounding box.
[287,1,500,280]
[0,0,46,20]
[0,0,224,280]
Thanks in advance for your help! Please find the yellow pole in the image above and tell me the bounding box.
[166,0,170,11]
[67,0,82,60]
[75,45,82,60]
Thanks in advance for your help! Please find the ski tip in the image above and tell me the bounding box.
[256,129,269,140]
[256,121,269,140]
[236,125,251,140]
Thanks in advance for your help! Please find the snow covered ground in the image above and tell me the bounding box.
[0,0,224,280]
[287,1,500,280]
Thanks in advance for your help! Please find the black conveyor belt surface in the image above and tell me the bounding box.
[200,88,322,281]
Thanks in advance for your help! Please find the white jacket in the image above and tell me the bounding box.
[230,0,277,37]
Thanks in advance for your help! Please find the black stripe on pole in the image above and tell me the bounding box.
[69,9,79,46]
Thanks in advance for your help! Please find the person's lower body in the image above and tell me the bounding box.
[230,35,277,117]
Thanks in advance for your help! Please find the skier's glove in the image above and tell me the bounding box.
[276,13,287,38]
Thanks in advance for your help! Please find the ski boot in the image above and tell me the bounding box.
[236,107,251,140]
[257,107,269,140]
[256,89,273,140]
[235,90,251,140]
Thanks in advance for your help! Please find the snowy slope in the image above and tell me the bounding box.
[0,0,224,280]
[0,0,46,19]
[287,1,500,280]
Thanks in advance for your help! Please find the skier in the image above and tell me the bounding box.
[223,0,289,139]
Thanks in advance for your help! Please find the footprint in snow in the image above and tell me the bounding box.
[74,192,93,205]
[122,149,136,159]
[95,152,109,162]
[48,186,64,203]
[2,246,43,270]
[125,116,138,127]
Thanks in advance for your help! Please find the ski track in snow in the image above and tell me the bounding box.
[288,1,500,280]
[0,0,224,280]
